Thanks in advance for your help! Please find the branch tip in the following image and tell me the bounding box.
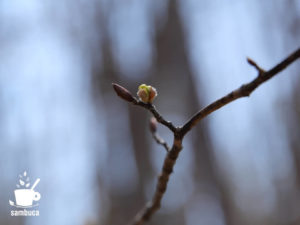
[247,57,265,75]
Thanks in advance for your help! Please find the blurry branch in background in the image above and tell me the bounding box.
[112,47,300,225]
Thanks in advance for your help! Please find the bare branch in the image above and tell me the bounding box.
[112,83,177,132]
[180,47,300,137]
[130,136,182,225]
[149,117,170,152]
[113,47,300,225]
[151,133,170,152]
[134,101,177,133]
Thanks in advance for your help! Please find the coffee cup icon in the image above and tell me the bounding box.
[13,178,41,207]
[14,189,41,207]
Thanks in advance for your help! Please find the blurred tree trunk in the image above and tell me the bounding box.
[91,0,235,224]
[151,1,234,225]
[92,42,149,225]
[273,1,300,224]
[280,74,300,225]
[91,10,155,223]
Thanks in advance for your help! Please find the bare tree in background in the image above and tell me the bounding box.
[91,1,232,224]
[151,1,234,225]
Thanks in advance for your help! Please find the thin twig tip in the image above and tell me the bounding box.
[247,57,256,66]
[247,57,264,74]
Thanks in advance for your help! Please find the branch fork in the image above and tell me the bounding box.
[112,47,300,225]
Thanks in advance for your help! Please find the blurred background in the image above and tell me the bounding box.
[1,0,300,225]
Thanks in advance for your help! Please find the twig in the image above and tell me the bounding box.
[130,136,182,225]
[112,83,177,133]
[134,100,178,133]
[180,47,300,137]
[247,57,265,75]
[151,133,170,152]
[113,47,300,225]
[149,117,170,152]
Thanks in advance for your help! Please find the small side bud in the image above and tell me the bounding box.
[149,117,157,133]
[112,83,135,103]
[137,84,157,103]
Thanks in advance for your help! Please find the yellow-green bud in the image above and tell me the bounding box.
[137,84,157,103]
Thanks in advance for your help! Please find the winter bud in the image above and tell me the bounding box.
[112,83,135,103]
[137,84,157,103]
[149,117,157,133]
